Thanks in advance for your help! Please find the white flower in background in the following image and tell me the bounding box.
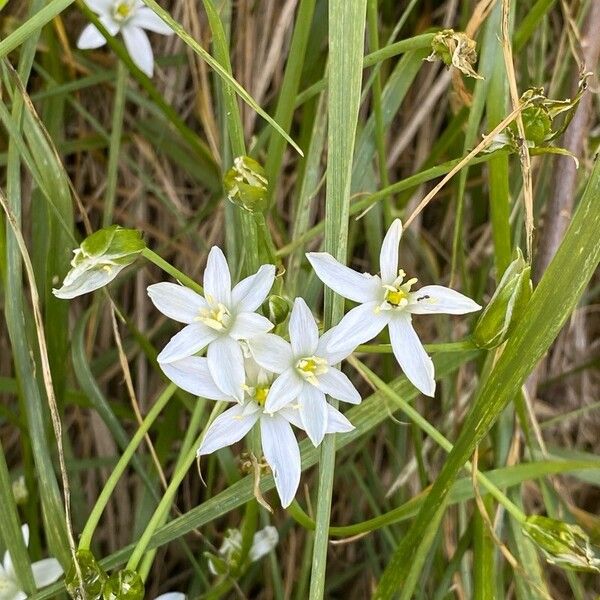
[307,219,481,397]
[0,524,63,600]
[77,0,173,77]
[207,526,279,575]
[154,594,186,600]
[148,247,275,402]
[163,356,352,507]
[248,298,360,447]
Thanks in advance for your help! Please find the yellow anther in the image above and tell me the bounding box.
[296,355,328,385]
[196,302,232,331]
[113,1,133,20]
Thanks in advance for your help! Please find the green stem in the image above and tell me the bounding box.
[356,340,476,354]
[352,359,526,522]
[142,248,203,295]
[78,384,177,550]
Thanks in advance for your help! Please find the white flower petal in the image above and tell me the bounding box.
[77,23,107,49]
[52,265,124,299]
[157,323,217,363]
[207,336,245,402]
[129,7,174,34]
[231,264,276,312]
[99,14,120,35]
[85,0,114,15]
[298,385,328,446]
[260,414,300,508]
[147,282,206,323]
[325,302,389,358]
[229,312,274,340]
[249,526,279,562]
[160,357,231,400]
[325,405,355,434]
[13,592,27,600]
[122,25,154,77]
[289,297,319,356]
[264,369,303,413]
[306,252,380,303]
[32,558,63,588]
[247,334,293,373]
[277,405,302,429]
[388,315,435,397]
[380,219,403,284]
[21,525,29,548]
[197,403,259,455]
[407,285,482,315]
[154,594,186,600]
[203,246,231,306]
[317,367,361,404]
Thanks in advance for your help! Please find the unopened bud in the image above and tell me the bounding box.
[474,249,532,349]
[66,549,107,600]
[53,226,145,299]
[12,475,27,504]
[522,515,600,573]
[267,295,290,326]
[223,156,268,213]
[102,569,144,600]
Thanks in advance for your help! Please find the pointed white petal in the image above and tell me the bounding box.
[249,526,279,561]
[160,357,231,400]
[389,315,435,397]
[325,405,355,434]
[154,594,186,600]
[32,559,63,588]
[306,252,380,303]
[14,592,27,600]
[129,7,174,34]
[264,369,303,413]
[203,246,231,306]
[247,334,293,373]
[77,24,107,49]
[325,302,389,358]
[52,265,123,298]
[122,26,154,77]
[231,264,276,312]
[157,323,217,363]
[197,403,258,455]
[289,298,319,356]
[207,336,245,402]
[147,282,206,323]
[260,415,300,508]
[277,405,302,429]
[317,367,361,404]
[99,14,120,35]
[407,285,482,315]
[2,549,13,578]
[380,219,403,284]
[229,312,274,340]
[298,385,328,446]
[85,0,114,15]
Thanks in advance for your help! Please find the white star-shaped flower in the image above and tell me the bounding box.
[307,219,481,397]
[148,247,276,402]
[162,356,353,507]
[0,525,63,600]
[77,0,173,77]
[248,297,361,447]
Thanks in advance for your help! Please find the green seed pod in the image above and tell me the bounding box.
[65,549,107,600]
[426,29,482,79]
[522,515,600,573]
[267,294,290,326]
[223,156,269,213]
[53,226,145,299]
[102,569,145,600]
[474,249,532,349]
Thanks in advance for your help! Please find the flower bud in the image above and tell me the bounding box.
[474,249,532,349]
[12,475,28,504]
[102,569,144,600]
[426,29,482,79]
[223,156,268,213]
[267,295,290,326]
[53,226,145,299]
[66,549,107,600]
[522,515,600,573]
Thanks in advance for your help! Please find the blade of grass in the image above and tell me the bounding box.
[310,1,367,597]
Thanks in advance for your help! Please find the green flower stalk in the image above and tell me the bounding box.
[53,226,145,299]
[474,249,532,349]
[223,156,269,213]
[522,515,600,573]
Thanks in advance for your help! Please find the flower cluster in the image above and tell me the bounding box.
[148,220,480,507]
